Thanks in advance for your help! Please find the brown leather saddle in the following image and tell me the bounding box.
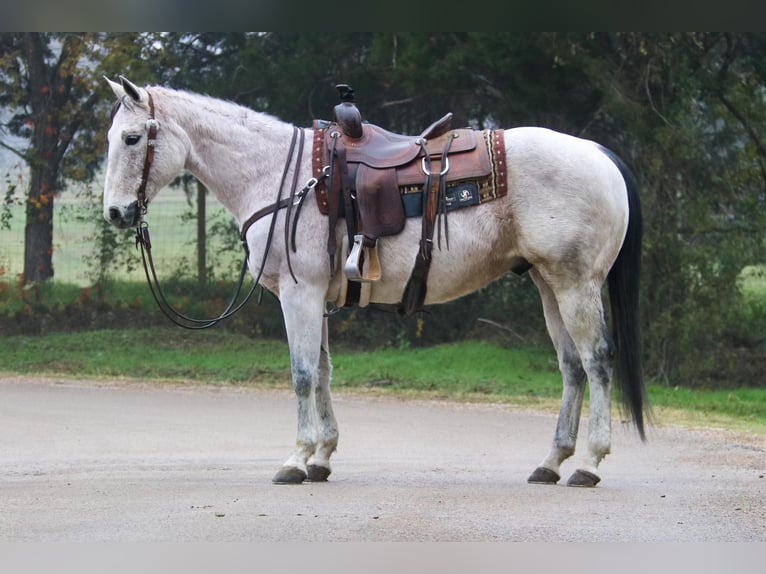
[311,84,507,314]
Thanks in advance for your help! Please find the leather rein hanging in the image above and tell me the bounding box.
[131,92,317,329]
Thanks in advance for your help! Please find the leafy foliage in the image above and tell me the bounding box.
[2,32,766,388]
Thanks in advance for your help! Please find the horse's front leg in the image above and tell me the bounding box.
[272,284,337,484]
[305,315,338,482]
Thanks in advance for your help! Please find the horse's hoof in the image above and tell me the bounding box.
[272,466,307,484]
[306,464,331,482]
[566,469,601,487]
[527,466,561,484]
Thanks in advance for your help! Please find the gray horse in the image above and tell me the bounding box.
[103,76,647,488]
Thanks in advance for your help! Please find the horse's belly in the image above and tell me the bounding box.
[423,249,512,304]
[367,225,514,305]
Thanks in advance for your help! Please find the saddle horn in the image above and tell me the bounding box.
[333,83,363,138]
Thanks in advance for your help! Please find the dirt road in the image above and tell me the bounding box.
[0,375,763,542]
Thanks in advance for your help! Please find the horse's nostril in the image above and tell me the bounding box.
[108,207,121,222]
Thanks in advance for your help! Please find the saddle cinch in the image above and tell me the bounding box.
[311,84,507,314]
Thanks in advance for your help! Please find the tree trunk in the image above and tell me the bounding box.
[22,33,57,283]
[23,166,56,282]
[20,33,86,283]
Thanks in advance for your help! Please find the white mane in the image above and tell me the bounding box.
[148,86,291,147]
[147,86,303,225]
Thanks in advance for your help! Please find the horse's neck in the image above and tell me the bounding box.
[156,88,301,226]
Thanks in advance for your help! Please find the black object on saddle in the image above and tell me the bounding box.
[333,84,363,138]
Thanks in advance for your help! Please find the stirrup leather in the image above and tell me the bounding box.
[344,235,382,282]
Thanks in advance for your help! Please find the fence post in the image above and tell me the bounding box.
[197,180,207,288]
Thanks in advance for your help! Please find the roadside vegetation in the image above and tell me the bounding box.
[1,327,763,435]
[4,33,766,390]
[2,34,766,438]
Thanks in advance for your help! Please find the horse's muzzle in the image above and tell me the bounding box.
[106,200,141,228]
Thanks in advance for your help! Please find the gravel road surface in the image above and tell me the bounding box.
[1,375,763,542]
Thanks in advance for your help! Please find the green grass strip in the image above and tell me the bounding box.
[1,328,764,433]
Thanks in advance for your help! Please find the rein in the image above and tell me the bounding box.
[131,99,319,329]
[136,223,260,330]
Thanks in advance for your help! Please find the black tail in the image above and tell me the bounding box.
[599,145,649,440]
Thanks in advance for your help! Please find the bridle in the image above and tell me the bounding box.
[114,91,324,329]
[136,93,159,215]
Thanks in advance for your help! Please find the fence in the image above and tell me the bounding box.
[1,180,239,288]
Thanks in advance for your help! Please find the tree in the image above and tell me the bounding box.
[2,34,93,281]
[3,32,765,386]
[596,34,766,384]
[0,32,156,283]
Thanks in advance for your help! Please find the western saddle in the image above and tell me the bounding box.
[312,84,507,315]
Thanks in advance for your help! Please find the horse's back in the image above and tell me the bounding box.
[356,126,631,306]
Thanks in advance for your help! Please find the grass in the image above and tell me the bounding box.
[0,329,291,384]
[739,265,766,299]
[1,327,764,434]
[330,340,562,404]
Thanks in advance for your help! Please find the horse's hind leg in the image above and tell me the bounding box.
[528,270,587,485]
[554,281,615,487]
[306,315,339,482]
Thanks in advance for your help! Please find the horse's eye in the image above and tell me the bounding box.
[125,134,142,146]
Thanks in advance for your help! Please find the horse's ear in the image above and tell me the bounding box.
[104,76,126,99]
[118,75,150,109]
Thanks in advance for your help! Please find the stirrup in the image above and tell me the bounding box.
[344,235,382,282]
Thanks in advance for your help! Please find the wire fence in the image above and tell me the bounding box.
[1,180,240,288]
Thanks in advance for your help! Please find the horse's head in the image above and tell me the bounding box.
[103,76,187,228]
